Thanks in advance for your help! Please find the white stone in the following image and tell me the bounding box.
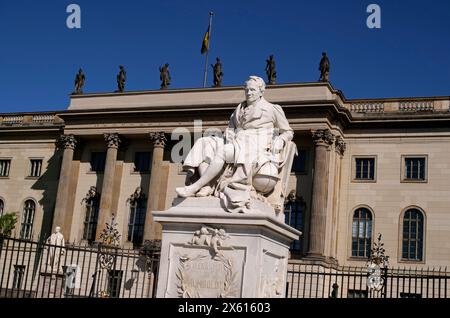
[154,197,301,298]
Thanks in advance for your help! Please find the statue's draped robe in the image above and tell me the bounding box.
[183,97,293,212]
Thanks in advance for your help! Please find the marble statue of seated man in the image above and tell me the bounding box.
[176,75,294,213]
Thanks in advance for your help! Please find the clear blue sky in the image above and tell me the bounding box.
[1,0,449,112]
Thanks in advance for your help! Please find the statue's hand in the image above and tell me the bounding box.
[273,138,285,154]
[218,179,231,192]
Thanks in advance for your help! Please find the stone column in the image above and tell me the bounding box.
[331,136,346,259]
[53,135,77,238]
[307,129,334,259]
[143,132,167,241]
[96,133,121,241]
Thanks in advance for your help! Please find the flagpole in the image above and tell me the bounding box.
[203,11,214,88]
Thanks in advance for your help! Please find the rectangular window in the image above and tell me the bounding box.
[403,157,426,181]
[284,201,304,255]
[400,292,422,298]
[347,289,368,298]
[354,157,375,181]
[134,152,151,173]
[13,265,26,289]
[90,152,106,172]
[29,159,42,177]
[107,270,123,298]
[291,149,308,174]
[0,159,11,177]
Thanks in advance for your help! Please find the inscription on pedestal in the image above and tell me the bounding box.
[166,245,245,298]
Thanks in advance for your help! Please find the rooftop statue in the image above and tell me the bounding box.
[319,52,330,82]
[265,55,276,85]
[159,63,171,89]
[116,65,126,92]
[73,68,85,94]
[211,57,223,87]
[176,75,296,214]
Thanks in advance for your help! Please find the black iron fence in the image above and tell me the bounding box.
[2,235,450,298]
[0,236,160,298]
[286,262,450,298]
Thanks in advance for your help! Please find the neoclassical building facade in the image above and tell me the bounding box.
[1,82,450,268]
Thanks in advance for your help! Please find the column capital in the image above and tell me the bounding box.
[334,136,346,156]
[312,129,334,147]
[58,134,77,150]
[104,133,121,149]
[149,132,167,148]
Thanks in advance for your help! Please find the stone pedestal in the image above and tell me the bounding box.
[38,272,65,298]
[153,197,301,298]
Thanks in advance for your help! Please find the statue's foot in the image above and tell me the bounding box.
[195,186,213,197]
[176,185,198,198]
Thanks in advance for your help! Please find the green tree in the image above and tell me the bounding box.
[0,212,18,237]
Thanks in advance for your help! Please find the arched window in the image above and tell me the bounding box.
[402,209,424,261]
[82,187,100,242]
[351,208,372,257]
[285,192,304,255]
[0,198,4,217]
[127,188,147,246]
[20,200,35,239]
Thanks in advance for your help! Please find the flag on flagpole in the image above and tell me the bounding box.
[201,26,210,54]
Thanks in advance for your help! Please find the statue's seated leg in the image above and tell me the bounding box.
[176,136,225,197]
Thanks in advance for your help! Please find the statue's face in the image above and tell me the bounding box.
[245,81,262,104]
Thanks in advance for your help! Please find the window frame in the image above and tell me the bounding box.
[399,207,426,263]
[107,270,123,298]
[132,151,152,174]
[12,265,26,290]
[89,151,107,173]
[0,158,12,178]
[290,148,310,175]
[349,206,374,259]
[27,158,44,178]
[82,196,100,243]
[127,197,147,245]
[0,197,4,217]
[20,199,36,240]
[284,199,305,256]
[401,155,428,183]
[351,155,377,183]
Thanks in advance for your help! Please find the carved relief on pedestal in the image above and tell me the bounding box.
[167,226,242,298]
[189,226,230,256]
[259,251,286,298]
[176,252,238,298]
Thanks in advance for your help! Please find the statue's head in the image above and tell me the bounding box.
[244,76,265,104]
[55,226,61,233]
[322,52,327,56]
